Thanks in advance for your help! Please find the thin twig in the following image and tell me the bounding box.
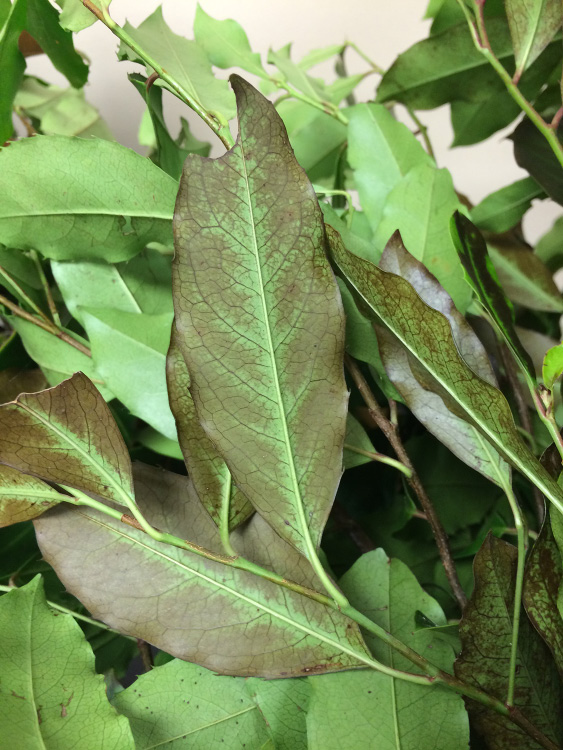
[345,355,468,609]
[30,251,60,326]
[405,107,436,161]
[0,264,50,322]
[136,639,154,671]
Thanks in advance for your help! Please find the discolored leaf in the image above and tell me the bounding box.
[523,512,563,677]
[506,0,561,77]
[0,372,134,506]
[113,658,271,749]
[0,575,134,749]
[0,367,46,404]
[166,331,253,531]
[0,136,177,261]
[543,344,563,389]
[450,212,535,380]
[34,463,372,677]
[455,535,563,749]
[328,226,563,516]
[377,233,510,486]
[172,76,348,561]
[120,7,235,120]
[471,178,544,233]
[0,464,62,527]
[0,0,26,144]
[510,118,563,206]
[306,549,469,750]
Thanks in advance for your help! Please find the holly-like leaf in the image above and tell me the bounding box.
[0,136,177,261]
[34,463,372,677]
[0,464,62,527]
[455,535,563,749]
[542,344,563,389]
[56,0,111,32]
[506,0,561,78]
[450,211,535,381]
[172,76,348,560]
[328,226,563,516]
[523,512,563,678]
[0,372,134,506]
[471,177,544,233]
[306,549,469,750]
[0,0,26,144]
[166,330,253,531]
[0,575,134,748]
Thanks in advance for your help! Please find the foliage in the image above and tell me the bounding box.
[1,1,563,748]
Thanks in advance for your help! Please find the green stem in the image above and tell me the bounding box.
[532,388,563,464]
[405,107,436,161]
[345,41,385,74]
[80,0,234,149]
[219,473,237,557]
[459,0,563,170]
[271,78,349,124]
[30,250,61,326]
[343,443,412,477]
[0,265,49,322]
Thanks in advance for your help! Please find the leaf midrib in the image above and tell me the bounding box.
[1,209,172,220]
[143,705,257,749]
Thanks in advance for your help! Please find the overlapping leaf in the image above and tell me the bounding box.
[511,118,563,206]
[0,0,26,144]
[0,136,177,261]
[0,372,134,505]
[172,76,348,560]
[506,0,561,78]
[0,464,62,527]
[328,225,563,515]
[471,178,544,233]
[34,463,372,677]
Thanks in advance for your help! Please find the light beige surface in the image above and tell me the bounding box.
[25,0,563,243]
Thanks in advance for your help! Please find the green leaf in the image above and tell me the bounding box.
[244,677,310,749]
[377,19,514,109]
[56,0,111,32]
[0,372,134,506]
[194,4,266,78]
[306,549,469,750]
[8,316,113,398]
[166,331,253,531]
[0,136,177,261]
[506,0,561,77]
[377,233,510,486]
[510,118,563,205]
[80,308,176,439]
[0,576,134,748]
[455,534,563,748]
[173,76,348,560]
[34,463,373,677]
[0,464,62,527]
[26,0,88,88]
[374,164,471,311]
[137,428,182,460]
[471,178,544,233]
[450,212,535,380]
[268,47,326,101]
[114,658,271,748]
[347,103,433,234]
[488,242,563,313]
[343,413,377,470]
[523,512,563,678]
[120,6,235,120]
[298,44,344,70]
[0,0,26,144]
[328,226,563,516]
[451,94,521,146]
[542,344,563,389]
[537,215,563,270]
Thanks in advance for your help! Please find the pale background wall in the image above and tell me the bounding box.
[25,0,563,243]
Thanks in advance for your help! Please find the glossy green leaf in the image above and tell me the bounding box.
[451,93,521,146]
[8,316,113,398]
[377,19,514,109]
[471,178,544,233]
[194,5,266,78]
[523,512,563,678]
[328,226,563,516]
[34,463,372,677]
[377,232,510,486]
[307,549,469,749]
[375,164,471,311]
[173,76,348,559]
[284,103,347,183]
[348,103,432,234]
[510,118,563,206]
[0,575,134,749]
[120,6,235,120]
[343,413,377,470]
[113,658,271,749]
[81,308,176,439]
[26,0,88,88]
[0,464,62,527]
[537,215,563,271]
[0,136,177,261]
[542,344,563,389]
[506,0,561,77]
[56,0,111,32]
[455,534,563,749]
[488,243,563,313]
[0,372,134,506]
[0,0,26,144]
[137,428,182,460]
[166,331,253,530]
[450,212,535,380]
